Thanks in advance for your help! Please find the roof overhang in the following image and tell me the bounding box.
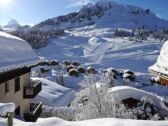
[148,68,168,80]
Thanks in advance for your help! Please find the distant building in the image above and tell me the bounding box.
[149,40,168,86]
[0,31,42,122]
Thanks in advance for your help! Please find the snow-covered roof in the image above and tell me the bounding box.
[32,77,75,107]
[108,86,168,110]
[149,40,168,75]
[0,31,40,73]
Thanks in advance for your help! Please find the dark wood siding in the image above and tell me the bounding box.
[0,67,31,84]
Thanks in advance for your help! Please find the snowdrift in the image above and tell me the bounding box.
[1,117,168,126]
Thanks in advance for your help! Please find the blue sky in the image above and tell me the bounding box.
[0,0,168,26]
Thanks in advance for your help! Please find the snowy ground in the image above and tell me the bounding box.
[38,26,162,73]
[1,117,168,126]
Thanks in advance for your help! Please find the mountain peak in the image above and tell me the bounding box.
[4,19,20,28]
[8,19,20,26]
[32,1,168,30]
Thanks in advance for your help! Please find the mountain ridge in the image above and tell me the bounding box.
[33,0,168,30]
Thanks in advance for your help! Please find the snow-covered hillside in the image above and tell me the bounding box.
[33,0,168,73]
[38,27,162,73]
[34,0,168,30]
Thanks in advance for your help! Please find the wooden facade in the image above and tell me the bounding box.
[160,77,168,86]
[149,69,168,86]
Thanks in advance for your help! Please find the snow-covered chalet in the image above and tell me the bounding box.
[0,31,42,122]
[149,40,168,86]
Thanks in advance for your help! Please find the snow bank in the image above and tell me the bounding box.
[149,40,168,74]
[34,117,168,126]
[0,103,15,116]
[1,117,168,126]
[0,31,40,73]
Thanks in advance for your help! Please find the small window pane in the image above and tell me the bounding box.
[15,77,20,93]
[5,82,9,93]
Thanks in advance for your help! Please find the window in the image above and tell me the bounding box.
[15,106,20,115]
[15,77,20,93]
[5,81,9,94]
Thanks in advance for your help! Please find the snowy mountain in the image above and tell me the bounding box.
[34,0,168,30]
[3,19,20,28]
[7,0,168,73]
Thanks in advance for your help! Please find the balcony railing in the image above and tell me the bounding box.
[23,80,42,99]
[24,102,42,122]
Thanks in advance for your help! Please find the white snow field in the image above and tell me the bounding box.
[0,31,40,72]
[32,77,75,107]
[38,27,162,73]
[1,117,168,126]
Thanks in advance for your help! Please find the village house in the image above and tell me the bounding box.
[0,31,42,122]
[108,86,168,115]
[149,40,168,86]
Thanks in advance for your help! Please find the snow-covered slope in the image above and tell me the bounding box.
[0,31,40,72]
[149,40,168,74]
[38,27,161,73]
[32,77,75,107]
[35,0,168,73]
[34,0,168,30]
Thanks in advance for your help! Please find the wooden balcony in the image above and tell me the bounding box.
[24,102,42,122]
[23,80,42,99]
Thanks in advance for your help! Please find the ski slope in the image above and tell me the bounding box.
[38,27,162,73]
